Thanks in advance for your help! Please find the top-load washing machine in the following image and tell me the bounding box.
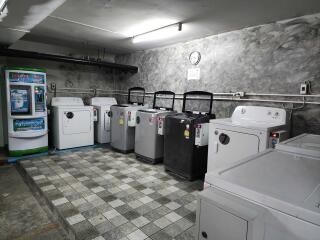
[51,97,94,150]
[110,87,148,153]
[135,91,176,164]
[90,97,117,144]
[207,105,290,172]
[276,133,320,158]
[196,148,320,240]
[163,91,216,180]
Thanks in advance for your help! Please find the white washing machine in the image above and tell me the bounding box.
[207,106,290,172]
[51,97,94,150]
[90,97,117,144]
[196,149,320,240]
[276,133,320,158]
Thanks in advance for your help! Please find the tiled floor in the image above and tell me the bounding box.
[19,147,203,240]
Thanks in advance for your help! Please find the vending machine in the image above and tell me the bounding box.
[5,67,48,157]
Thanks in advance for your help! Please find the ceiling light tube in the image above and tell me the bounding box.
[132,22,182,44]
[0,0,8,15]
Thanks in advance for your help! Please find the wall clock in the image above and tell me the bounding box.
[189,51,201,65]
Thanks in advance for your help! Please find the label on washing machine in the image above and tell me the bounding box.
[184,130,190,139]
[149,116,155,125]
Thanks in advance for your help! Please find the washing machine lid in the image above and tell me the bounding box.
[51,97,84,106]
[206,149,320,225]
[90,97,117,106]
[276,134,320,158]
[54,105,93,110]
[138,108,171,114]
[112,104,148,109]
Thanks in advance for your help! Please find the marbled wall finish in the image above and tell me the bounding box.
[0,56,7,147]
[116,13,320,136]
[4,57,116,104]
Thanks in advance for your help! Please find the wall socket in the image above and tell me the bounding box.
[50,82,56,90]
[300,82,310,95]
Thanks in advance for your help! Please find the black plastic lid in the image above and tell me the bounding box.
[182,91,213,115]
[153,91,175,111]
[128,87,145,105]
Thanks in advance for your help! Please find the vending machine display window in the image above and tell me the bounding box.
[34,86,46,112]
[10,85,32,115]
[13,118,45,132]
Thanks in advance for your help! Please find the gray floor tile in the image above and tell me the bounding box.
[19,147,202,240]
[140,222,161,236]
[150,230,172,240]
[95,220,115,234]
[103,227,126,240]
[118,222,138,236]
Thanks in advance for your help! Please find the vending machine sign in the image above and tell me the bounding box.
[9,72,45,84]
[13,118,45,132]
[10,87,31,115]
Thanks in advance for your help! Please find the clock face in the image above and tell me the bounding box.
[189,51,201,65]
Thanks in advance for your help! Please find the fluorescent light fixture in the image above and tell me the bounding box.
[132,22,182,44]
[0,0,8,15]
[122,18,178,37]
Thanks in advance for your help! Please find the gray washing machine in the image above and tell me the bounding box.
[135,91,176,164]
[110,87,148,153]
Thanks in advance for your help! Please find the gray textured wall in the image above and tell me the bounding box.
[0,57,7,147]
[116,14,320,136]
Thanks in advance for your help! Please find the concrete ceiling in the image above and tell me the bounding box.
[6,0,320,54]
[0,0,66,45]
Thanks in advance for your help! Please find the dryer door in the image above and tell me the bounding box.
[63,109,91,135]
[208,128,260,170]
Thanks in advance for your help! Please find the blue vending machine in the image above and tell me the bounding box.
[5,67,48,157]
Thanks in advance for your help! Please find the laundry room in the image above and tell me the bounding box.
[0,1,320,240]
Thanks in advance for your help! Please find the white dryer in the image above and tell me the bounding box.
[207,106,290,172]
[276,133,320,158]
[90,97,117,144]
[197,149,320,240]
[51,97,94,150]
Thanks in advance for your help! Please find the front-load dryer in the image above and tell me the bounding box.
[90,97,117,144]
[110,87,148,153]
[51,97,94,150]
[207,106,290,173]
[276,133,320,158]
[135,91,176,164]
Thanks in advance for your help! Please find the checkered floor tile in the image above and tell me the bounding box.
[19,147,203,240]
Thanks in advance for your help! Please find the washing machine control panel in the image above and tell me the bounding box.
[93,108,98,121]
[269,130,289,148]
[157,116,165,135]
[195,123,209,146]
[128,110,137,127]
[233,106,287,125]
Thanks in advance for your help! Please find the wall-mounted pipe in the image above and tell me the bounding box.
[0,48,138,72]
[46,87,320,105]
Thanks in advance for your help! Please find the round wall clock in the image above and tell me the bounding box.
[189,51,201,65]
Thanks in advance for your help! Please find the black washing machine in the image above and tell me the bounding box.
[163,91,215,181]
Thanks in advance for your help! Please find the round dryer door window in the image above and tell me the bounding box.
[219,133,230,145]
